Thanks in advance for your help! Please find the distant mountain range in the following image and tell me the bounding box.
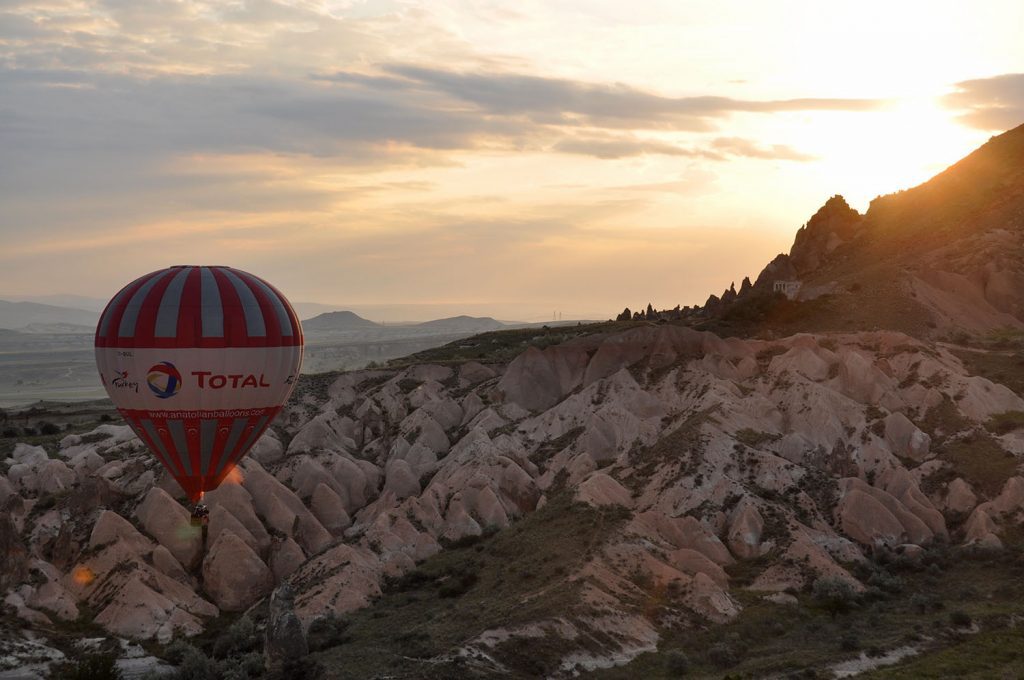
[301,311,506,333]
[0,298,517,336]
[301,310,382,331]
[414,315,505,332]
[0,300,99,330]
[3,294,108,312]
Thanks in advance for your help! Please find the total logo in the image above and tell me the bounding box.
[192,371,270,389]
[145,361,271,397]
[147,362,182,399]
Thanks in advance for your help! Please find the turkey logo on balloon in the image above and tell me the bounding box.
[95,266,303,523]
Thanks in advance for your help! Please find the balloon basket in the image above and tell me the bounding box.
[190,503,210,529]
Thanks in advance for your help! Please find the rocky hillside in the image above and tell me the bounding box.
[700,123,1024,339]
[3,320,1024,677]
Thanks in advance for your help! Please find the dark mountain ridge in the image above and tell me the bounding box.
[690,122,1024,339]
[301,310,381,331]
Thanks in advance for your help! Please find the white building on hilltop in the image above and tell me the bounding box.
[773,280,802,300]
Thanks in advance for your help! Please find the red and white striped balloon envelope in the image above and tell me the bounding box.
[95,266,303,502]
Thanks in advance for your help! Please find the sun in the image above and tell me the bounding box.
[794,99,989,210]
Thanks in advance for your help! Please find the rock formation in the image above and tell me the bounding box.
[265,583,308,668]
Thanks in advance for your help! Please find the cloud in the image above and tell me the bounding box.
[551,134,718,159]
[383,64,886,130]
[944,73,1024,130]
[552,133,813,161]
[0,63,836,211]
[0,61,823,245]
[710,137,816,161]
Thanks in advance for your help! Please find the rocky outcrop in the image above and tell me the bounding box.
[789,195,862,275]
[136,488,202,568]
[90,510,153,555]
[883,412,931,462]
[577,473,633,508]
[266,583,307,669]
[0,514,30,590]
[498,345,589,411]
[93,575,204,643]
[310,482,351,534]
[943,478,978,514]
[727,499,765,559]
[269,537,306,581]
[962,476,1024,548]
[202,531,274,612]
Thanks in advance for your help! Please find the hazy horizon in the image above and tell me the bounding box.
[0,293,609,324]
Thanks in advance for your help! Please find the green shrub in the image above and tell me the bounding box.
[439,571,478,598]
[218,653,265,680]
[57,653,122,680]
[735,428,779,448]
[38,421,61,435]
[985,411,1024,435]
[866,569,904,595]
[170,644,218,680]
[664,649,690,675]
[812,577,858,618]
[950,610,972,628]
[213,616,258,658]
[307,614,351,652]
[163,640,193,665]
[265,657,325,680]
[707,642,740,668]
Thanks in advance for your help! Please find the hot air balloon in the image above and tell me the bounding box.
[95,266,303,520]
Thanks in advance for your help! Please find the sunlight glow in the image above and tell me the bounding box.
[778,101,990,210]
[223,466,245,486]
[72,565,95,587]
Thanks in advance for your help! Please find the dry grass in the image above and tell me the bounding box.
[313,494,631,679]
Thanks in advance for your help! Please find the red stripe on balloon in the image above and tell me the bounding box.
[219,409,279,475]
[126,414,180,478]
[209,417,232,476]
[235,271,275,340]
[133,269,176,344]
[211,267,249,346]
[258,274,303,340]
[175,267,203,346]
[123,417,166,472]
[95,271,162,347]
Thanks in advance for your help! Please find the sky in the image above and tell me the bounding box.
[2,1,1023,322]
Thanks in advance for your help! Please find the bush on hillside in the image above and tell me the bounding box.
[812,577,858,618]
[55,653,121,680]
